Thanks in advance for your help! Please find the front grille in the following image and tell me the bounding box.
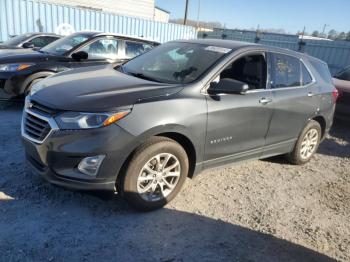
[30,101,57,116]
[23,112,52,142]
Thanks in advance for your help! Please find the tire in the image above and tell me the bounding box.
[24,78,44,96]
[120,136,189,211]
[287,120,322,165]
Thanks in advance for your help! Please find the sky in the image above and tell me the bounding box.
[155,0,349,34]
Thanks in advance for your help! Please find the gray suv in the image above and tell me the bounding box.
[21,39,337,211]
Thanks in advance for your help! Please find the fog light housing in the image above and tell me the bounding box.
[78,155,105,176]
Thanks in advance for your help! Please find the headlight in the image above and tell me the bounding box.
[55,111,130,130]
[0,63,35,72]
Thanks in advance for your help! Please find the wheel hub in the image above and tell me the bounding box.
[137,153,181,202]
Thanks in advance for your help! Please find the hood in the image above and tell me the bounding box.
[0,44,21,49]
[0,50,53,62]
[31,65,184,112]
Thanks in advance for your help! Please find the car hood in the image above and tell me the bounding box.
[0,50,53,62]
[31,65,184,112]
[0,44,20,49]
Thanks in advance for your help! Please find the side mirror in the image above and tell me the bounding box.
[22,42,35,49]
[72,51,88,61]
[208,78,249,95]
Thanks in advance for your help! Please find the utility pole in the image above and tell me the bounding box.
[184,0,189,25]
[322,24,329,38]
[196,0,201,29]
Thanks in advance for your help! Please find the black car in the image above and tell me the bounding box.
[0,33,61,50]
[22,39,336,211]
[0,32,159,99]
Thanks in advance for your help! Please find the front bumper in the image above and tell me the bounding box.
[0,71,29,98]
[22,116,138,191]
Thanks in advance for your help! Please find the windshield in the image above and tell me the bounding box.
[3,34,32,46]
[41,33,91,55]
[121,42,232,84]
[334,66,350,81]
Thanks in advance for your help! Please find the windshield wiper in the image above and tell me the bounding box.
[128,72,161,83]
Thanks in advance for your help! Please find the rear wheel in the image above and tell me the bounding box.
[120,137,189,211]
[287,120,321,165]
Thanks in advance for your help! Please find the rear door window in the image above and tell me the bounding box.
[271,53,301,88]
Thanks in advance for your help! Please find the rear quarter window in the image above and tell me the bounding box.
[310,60,333,85]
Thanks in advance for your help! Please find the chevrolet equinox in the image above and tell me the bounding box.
[22,39,337,211]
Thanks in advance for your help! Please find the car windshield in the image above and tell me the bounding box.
[3,34,32,46]
[121,42,232,84]
[334,66,350,81]
[41,33,91,55]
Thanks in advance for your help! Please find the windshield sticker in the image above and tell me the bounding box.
[204,46,232,53]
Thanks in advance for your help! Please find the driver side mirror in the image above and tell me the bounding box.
[72,51,88,61]
[22,42,35,49]
[207,78,249,95]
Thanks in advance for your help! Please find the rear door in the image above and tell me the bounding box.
[204,51,274,166]
[263,52,319,155]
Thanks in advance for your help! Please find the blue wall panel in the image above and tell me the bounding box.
[0,0,197,43]
[199,28,350,74]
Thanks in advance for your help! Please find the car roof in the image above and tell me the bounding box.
[74,31,160,44]
[27,32,61,37]
[173,38,325,63]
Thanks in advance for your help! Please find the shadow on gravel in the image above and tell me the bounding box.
[0,185,337,262]
[318,120,350,158]
[0,99,341,261]
[0,99,24,111]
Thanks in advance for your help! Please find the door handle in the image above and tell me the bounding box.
[259,97,273,105]
[308,92,314,97]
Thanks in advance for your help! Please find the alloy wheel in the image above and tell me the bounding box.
[137,153,181,202]
[300,128,319,160]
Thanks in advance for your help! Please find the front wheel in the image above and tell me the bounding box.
[287,120,321,165]
[120,137,189,211]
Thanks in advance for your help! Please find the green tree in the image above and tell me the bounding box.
[311,30,319,37]
[337,32,346,41]
[346,31,350,41]
[327,29,338,40]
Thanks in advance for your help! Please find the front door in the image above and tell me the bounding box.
[68,37,123,69]
[204,52,274,167]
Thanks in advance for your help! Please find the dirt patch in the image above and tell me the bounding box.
[0,102,349,262]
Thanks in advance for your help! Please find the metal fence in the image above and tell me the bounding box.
[199,28,350,75]
[0,0,197,43]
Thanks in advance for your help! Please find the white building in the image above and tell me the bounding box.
[43,0,170,22]
[154,6,170,23]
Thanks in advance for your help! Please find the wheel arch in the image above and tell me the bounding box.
[21,71,56,94]
[116,126,199,192]
[311,115,327,139]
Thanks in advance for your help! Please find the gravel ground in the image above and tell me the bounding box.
[0,101,349,262]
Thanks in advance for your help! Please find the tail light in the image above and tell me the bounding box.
[332,89,339,103]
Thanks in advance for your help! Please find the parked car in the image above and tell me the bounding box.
[333,66,350,121]
[22,39,337,211]
[0,32,159,99]
[0,33,61,50]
